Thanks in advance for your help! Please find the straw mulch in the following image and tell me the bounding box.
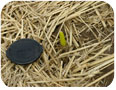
[1,1,114,87]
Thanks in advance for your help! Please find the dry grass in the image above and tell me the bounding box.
[1,1,114,87]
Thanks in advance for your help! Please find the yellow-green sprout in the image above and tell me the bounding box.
[59,31,66,46]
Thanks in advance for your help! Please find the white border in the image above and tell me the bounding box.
[0,0,115,89]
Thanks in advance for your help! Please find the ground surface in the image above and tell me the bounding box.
[1,1,114,87]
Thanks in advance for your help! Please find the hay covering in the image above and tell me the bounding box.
[1,1,114,87]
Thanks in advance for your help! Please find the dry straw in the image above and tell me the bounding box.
[1,1,114,87]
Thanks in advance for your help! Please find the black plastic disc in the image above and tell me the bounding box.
[6,39,43,65]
